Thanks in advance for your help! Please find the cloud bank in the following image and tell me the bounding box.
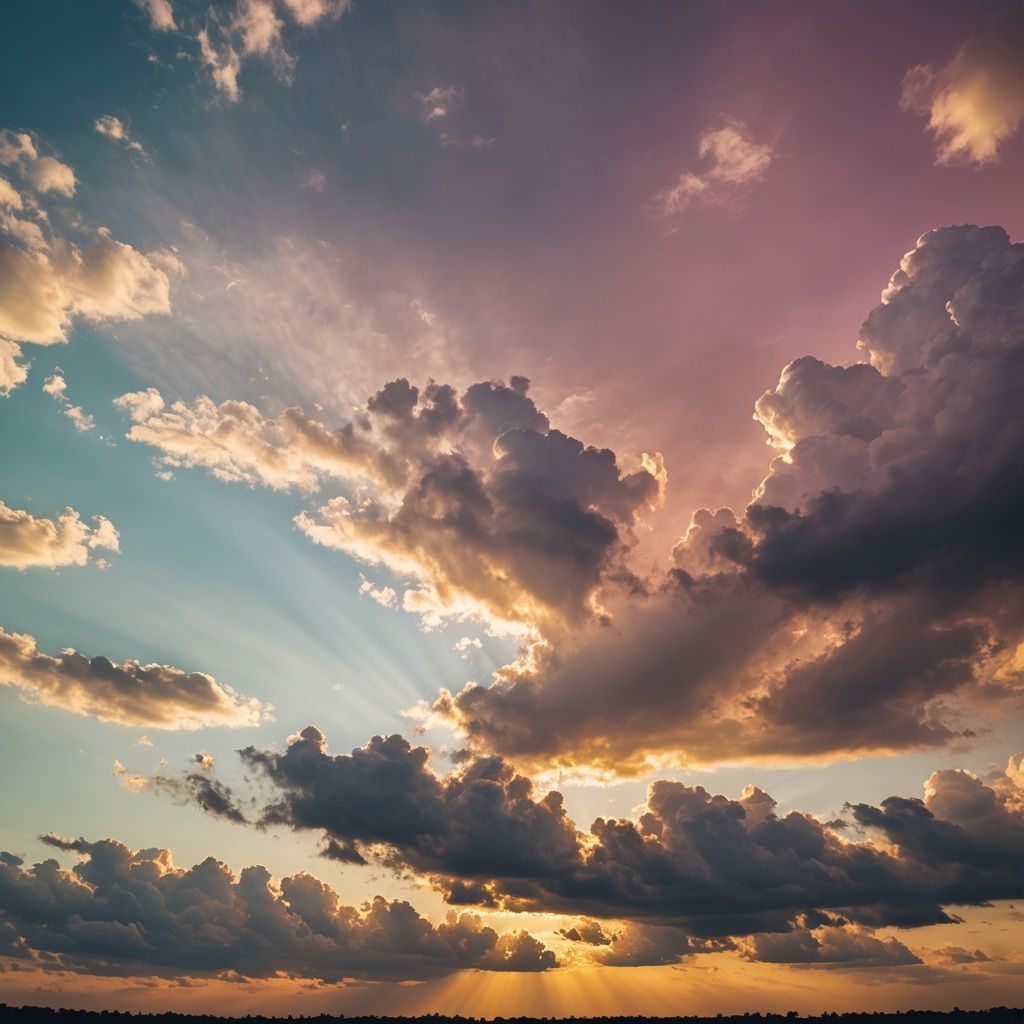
[167,727,1024,945]
[0,625,269,729]
[0,834,555,982]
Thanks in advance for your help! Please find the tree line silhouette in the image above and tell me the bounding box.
[1,1007,1022,1024]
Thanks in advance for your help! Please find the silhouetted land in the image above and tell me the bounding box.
[1,1007,1022,1024]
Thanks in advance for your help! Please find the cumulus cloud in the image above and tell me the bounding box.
[0,625,269,729]
[175,727,1024,942]
[651,118,773,217]
[902,5,1024,166]
[118,376,664,634]
[433,224,1024,774]
[134,0,176,32]
[0,834,555,982]
[93,116,147,159]
[0,130,75,196]
[0,131,182,395]
[0,502,116,569]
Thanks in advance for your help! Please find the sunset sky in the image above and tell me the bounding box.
[2,0,1024,1016]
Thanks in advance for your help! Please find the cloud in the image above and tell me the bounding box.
[93,116,147,159]
[134,0,176,32]
[433,224,1024,774]
[743,925,921,968]
[0,625,269,729]
[43,370,95,432]
[0,502,117,569]
[195,0,350,102]
[416,86,463,121]
[902,5,1024,165]
[651,118,773,217]
[0,130,75,196]
[177,727,1024,941]
[0,131,182,395]
[119,377,664,634]
[0,834,555,982]
[279,0,350,27]
[114,758,248,823]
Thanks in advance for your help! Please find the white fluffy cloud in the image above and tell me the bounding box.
[0,129,182,395]
[0,625,269,729]
[0,130,75,196]
[0,501,117,569]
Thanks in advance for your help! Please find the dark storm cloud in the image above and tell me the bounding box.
[743,925,921,967]
[433,225,1024,772]
[122,375,662,633]
[0,833,556,982]
[186,729,1024,940]
[241,727,582,880]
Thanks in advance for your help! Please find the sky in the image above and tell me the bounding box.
[2,0,1024,1015]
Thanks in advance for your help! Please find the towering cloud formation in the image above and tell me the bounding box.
[0,130,182,394]
[119,376,664,634]
[902,5,1024,166]
[0,834,555,982]
[170,727,1024,942]
[435,225,1024,773]
[0,502,117,568]
[0,626,269,729]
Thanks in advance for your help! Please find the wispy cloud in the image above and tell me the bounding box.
[650,117,773,217]
[93,115,148,159]
[416,84,463,121]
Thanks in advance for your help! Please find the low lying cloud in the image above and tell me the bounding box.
[743,924,920,968]
[651,118,773,217]
[168,727,1024,943]
[0,625,269,729]
[118,376,664,635]
[0,501,117,569]
[0,834,555,982]
[902,5,1024,165]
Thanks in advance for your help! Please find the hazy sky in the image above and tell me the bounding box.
[2,0,1024,1015]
